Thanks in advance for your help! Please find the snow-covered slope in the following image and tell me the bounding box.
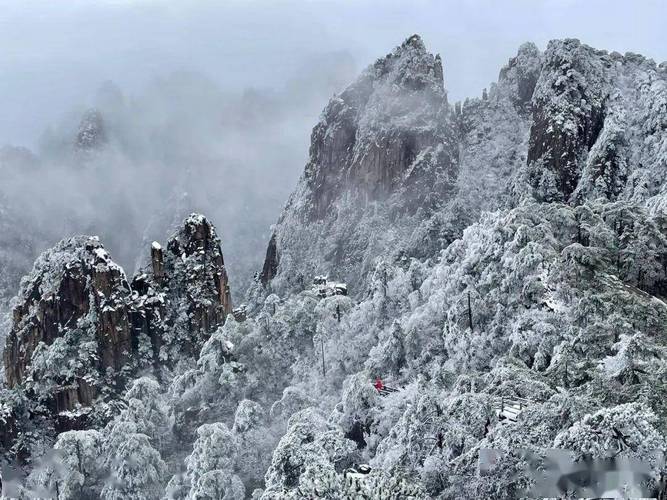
[522,39,667,205]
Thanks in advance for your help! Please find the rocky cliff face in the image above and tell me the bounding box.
[259,36,532,295]
[150,213,233,357]
[497,42,542,110]
[260,35,459,294]
[3,236,134,414]
[261,36,667,297]
[523,39,667,204]
[303,34,455,219]
[3,213,231,419]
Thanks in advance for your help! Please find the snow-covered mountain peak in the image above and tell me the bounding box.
[75,108,107,152]
[258,35,460,293]
[369,33,445,95]
[523,37,667,204]
[167,213,224,258]
[3,234,133,416]
[497,41,542,108]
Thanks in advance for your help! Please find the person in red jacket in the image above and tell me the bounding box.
[374,377,384,391]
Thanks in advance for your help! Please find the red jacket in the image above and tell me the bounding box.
[374,378,384,391]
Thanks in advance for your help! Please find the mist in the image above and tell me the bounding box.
[1,53,357,298]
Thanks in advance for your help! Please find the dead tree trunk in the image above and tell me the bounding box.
[321,337,326,378]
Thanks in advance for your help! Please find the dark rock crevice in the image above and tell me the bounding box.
[260,234,279,286]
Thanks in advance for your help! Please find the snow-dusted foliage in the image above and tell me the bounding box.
[522,39,667,205]
[180,423,244,500]
[160,198,667,498]
[101,429,167,500]
[28,430,104,499]
[3,235,135,413]
[2,35,667,499]
[554,403,666,461]
[262,408,356,496]
[151,213,233,362]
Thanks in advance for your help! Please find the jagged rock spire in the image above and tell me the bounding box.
[3,214,232,423]
[304,34,454,218]
[75,108,107,152]
[3,236,133,415]
[261,35,458,295]
[498,42,542,108]
[160,213,233,342]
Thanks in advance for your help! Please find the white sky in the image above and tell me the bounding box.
[1,0,665,148]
